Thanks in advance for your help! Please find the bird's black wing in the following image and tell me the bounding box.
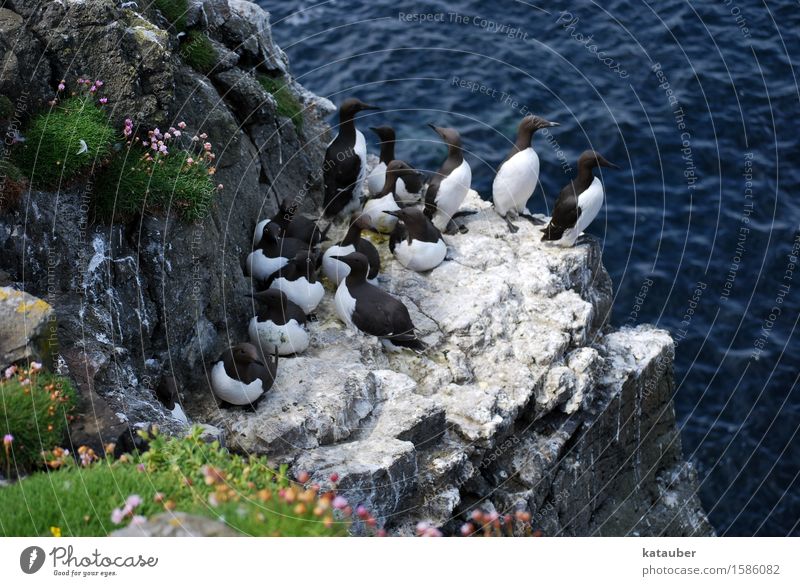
[542,182,580,241]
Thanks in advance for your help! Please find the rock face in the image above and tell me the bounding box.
[0,286,56,368]
[0,1,711,535]
[0,0,331,443]
[205,192,712,536]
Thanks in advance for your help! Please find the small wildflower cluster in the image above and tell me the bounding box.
[0,363,76,475]
[288,470,386,535]
[51,77,109,107]
[111,494,146,526]
[124,119,219,185]
[461,508,541,537]
[42,446,71,469]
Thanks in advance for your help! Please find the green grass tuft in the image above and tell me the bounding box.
[149,0,188,32]
[257,75,304,133]
[95,148,216,221]
[0,428,350,537]
[0,366,76,475]
[15,97,115,188]
[180,30,218,75]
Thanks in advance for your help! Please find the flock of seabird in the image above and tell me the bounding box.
[210,98,618,408]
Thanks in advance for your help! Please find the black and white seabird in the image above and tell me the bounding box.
[247,289,310,356]
[387,207,447,272]
[332,252,425,352]
[247,222,309,282]
[363,160,418,233]
[424,125,472,234]
[322,212,380,285]
[492,115,559,233]
[210,343,278,407]
[541,150,619,246]
[253,198,328,248]
[366,126,424,202]
[323,98,380,218]
[155,373,188,424]
[267,249,325,314]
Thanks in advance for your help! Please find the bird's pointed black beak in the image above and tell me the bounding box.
[361,103,380,111]
[384,210,400,217]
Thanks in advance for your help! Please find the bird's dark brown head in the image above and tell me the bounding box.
[578,150,620,169]
[519,115,559,133]
[339,98,380,120]
[226,343,264,367]
[369,125,395,143]
[428,124,463,149]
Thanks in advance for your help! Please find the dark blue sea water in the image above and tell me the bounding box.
[261,0,800,536]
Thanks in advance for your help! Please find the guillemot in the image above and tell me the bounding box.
[387,207,447,272]
[247,289,310,356]
[210,343,278,408]
[362,160,418,233]
[366,126,424,202]
[332,252,425,352]
[322,212,380,285]
[423,124,472,234]
[267,249,325,314]
[541,150,619,246]
[246,222,309,282]
[492,115,559,233]
[323,98,380,217]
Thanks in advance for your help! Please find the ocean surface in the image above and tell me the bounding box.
[260,0,800,536]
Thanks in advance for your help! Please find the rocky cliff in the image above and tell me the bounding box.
[0,0,711,535]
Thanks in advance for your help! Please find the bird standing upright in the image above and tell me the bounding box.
[424,125,472,234]
[541,150,619,246]
[492,115,559,233]
[323,98,380,218]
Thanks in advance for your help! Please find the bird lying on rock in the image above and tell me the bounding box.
[387,207,447,272]
[266,249,325,315]
[332,251,425,352]
[247,222,309,282]
[247,289,310,356]
[211,343,278,408]
[322,212,380,285]
[362,160,416,234]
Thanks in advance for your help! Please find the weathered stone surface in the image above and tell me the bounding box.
[111,512,239,537]
[0,287,56,368]
[0,1,329,451]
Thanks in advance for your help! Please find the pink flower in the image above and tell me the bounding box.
[460,523,474,536]
[125,494,142,509]
[376,528,387,537]
[203,142,212,151]
[3,434,13,447]
[163,133,171,140]
[4,365,17,379]
[199,132,207,139]
[356,505,369,520]
[159,145,168,154]
[178,121,187,129]
[415,521,430,535]
[329,473,339,483]
[110,508,125,524]
[137,463,146,472]
[130,515,146,526]
[295,470,310,483]
[99,97,108,104]
[424,527,443,537]
[95,80,104,87]
[332,496,348,510]
[173,130,181,137]
[89,85,97,93]
[186,157,194,165]
[57,83,65,91]
[217,184,223,190]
